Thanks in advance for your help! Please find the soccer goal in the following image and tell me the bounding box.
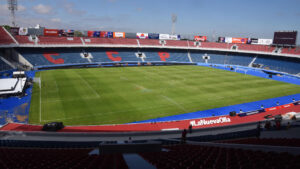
[235,68,248,75]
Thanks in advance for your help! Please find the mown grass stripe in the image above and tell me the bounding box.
[29,66,300,125]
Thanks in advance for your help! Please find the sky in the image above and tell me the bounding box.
[0,0,299,42]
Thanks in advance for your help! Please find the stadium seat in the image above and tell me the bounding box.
[14,35,35,45]
[164,40,189,47]
[139,39,161,46]
[254,56,300,74]
[140,144,300,169]
[0,27,16,45]
[38,36,83,45]
[220,138,300,147]
[0,57,13,71]
[0,147,129,169]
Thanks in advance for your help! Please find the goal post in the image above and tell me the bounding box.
[235,68,248,75]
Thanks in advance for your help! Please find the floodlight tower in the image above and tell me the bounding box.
[171,14,177,35]
[7,0,18,27]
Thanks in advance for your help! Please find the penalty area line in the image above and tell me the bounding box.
[76,72,101,98]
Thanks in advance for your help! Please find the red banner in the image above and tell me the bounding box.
[87,31,94,37]
[265,103,294,112]
[44,29,59,36]
[194,36,207,42]
[100,31,107,38]
[231,38,248,44]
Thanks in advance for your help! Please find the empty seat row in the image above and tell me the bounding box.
[0,147,128,169]
[220,138,300,147]
[18,48,300,74]
[140,144,300,169]
[0,27,15,45]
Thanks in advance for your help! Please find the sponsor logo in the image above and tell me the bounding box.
[190,117,231,127]
[194,36,207,41]
[46,31,57,33]
[268,107,277,111]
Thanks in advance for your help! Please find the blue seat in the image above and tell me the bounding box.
[143,51,190,62]
[254,56,300,74]
[0,57,13,71]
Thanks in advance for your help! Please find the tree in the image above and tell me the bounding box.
[74,30,83,37]
[2,25,11,32]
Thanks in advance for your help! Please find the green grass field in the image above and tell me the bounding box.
[29,66,300,125]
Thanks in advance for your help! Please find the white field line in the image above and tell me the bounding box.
[161,95,187,112]
[76,73,100,98]
[39,74,42,123]
[45,96,98,103]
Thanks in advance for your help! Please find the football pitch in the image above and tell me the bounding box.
[29,66,300,125]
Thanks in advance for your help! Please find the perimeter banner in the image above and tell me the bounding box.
[148,33,159,39]
[225,37,232,43]
[194,36,207,42]
[10,27,20,35]
[170,35,180,40]
[159,34,170,40]
[87,31,94,37]
[113,32,125,38]
[93,31,100,37]
[19,27,28,35]
[107,32,113,38]
[136,33,148,39]
[125,32,136,39]
[218,37,225,43]
[231,37,248,44]
[44,29,59,36]
[257,39,273,45]
[100,31,113,38]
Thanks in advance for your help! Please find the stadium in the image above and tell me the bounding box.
[1,0,300,169]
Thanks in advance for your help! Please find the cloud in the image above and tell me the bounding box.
[63,1,86,16]
[0,4,9,14]
[33,4,52,14]
[0,4,26,15]
[51,18,61,22]
[18,5,26,12]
